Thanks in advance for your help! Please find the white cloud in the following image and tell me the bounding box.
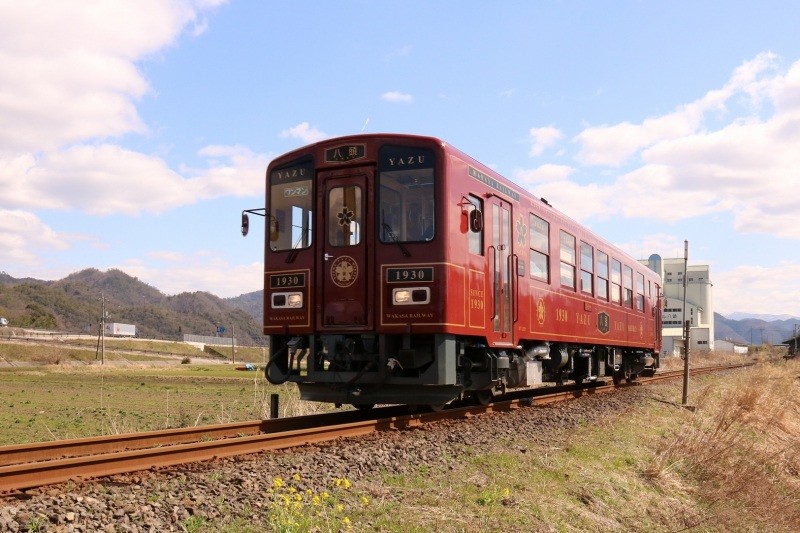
[280,122,328,144]
[514,164,574,185]
[0,143,268,215]
[119,252,262,297]
[574,52,779,167]
[517,53,800,239]
[614,233,685,261]
[0,1,225,154]
[527,127,563,157]
[714,262,800,316]
[385,45,412,59]
[0,209,69,267]
[381,91,413,103]
[0,1,248,218]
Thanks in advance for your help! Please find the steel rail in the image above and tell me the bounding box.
[0,363,751,494]
[0,406,412,468]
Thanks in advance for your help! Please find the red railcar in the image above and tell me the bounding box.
[254,134,661,407]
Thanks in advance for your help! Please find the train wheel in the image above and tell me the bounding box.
[352,403,375,411]
[474,390,493,406]
[428,403,446,412]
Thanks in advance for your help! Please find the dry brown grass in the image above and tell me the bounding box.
[646,359,800,531]
[659,346,787,372]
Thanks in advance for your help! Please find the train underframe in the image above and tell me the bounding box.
[266,333,659,408]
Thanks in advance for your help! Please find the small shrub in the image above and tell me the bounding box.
[181,356,191,364]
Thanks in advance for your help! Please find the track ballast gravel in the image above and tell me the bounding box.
[1,385,658,532]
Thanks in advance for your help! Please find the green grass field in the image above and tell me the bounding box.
[0,337,329,444]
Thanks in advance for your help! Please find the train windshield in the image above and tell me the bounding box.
[268,159,314,251]
[377,145,435,243]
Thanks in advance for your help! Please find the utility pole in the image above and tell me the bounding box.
[681,240,690,407]
[231,324,235,365]
[95,293,106,365]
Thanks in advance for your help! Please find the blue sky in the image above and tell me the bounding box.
[2,1,800,317]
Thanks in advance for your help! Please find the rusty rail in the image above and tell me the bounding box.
[0,363,751,494]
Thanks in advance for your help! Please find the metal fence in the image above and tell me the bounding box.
[182,333,238,346]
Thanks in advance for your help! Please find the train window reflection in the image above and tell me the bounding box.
[268,160,313,252]
[328,185,362,247]
[378,146,435,243]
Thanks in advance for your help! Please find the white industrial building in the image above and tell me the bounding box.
[644,255,714,357]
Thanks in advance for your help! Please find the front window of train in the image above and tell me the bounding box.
[268,159,314,251]
[378,145,435,243]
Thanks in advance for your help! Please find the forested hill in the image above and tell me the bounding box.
[0,269,264,344]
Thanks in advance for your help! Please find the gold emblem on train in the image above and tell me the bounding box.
[536,297,546,325]
[331,256,358,288]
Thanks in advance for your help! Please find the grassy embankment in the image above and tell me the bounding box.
[302,353,798,532]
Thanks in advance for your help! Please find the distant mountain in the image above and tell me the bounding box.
[723,312,800,322]
[715,312,799,345]
[226,290,263,326]
[0,269,264,343]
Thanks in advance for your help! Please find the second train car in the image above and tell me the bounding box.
[249,134,661,408]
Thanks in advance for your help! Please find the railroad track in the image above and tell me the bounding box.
[0,363,749,494]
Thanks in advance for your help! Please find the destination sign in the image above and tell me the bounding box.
[325,144,366,163]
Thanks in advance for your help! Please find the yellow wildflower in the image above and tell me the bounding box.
[292,473,301,482]
[272,477,284,489]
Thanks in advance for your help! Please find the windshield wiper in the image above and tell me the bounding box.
[382,223,411,257]
[286,226,311,263]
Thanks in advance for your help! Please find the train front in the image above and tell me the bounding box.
[262,136,459,408]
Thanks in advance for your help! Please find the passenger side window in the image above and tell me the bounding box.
[637,272,645,311]
[611,259,622,304]
[559,230,576,289]
[597,251,609,301]
[530,214,549,282]
[580,241,593,295]
[623,265,633,308]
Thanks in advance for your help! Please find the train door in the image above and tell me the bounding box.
[317,169,372,329]
[487,197,515,346]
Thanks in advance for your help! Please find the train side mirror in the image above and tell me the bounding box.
[469,209,483,233]
[241,213,250,236]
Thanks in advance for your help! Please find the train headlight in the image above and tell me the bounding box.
[392,287,430,305]
[272,292,303,309]
[394,289,411,304]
